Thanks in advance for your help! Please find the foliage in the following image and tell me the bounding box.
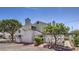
[44,22,70,45]
[74,36,79,47]
[71,30,79,47]
[34,35,44,46]
[71,30,79,37]
[0,19,22,42]
[44,23,69,35]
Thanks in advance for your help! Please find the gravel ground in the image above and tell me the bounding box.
[0,43,53,51]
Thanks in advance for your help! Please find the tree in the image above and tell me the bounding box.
[71,30,79,47]
[44,22,70,45]
[0,19,22,42]
[71,30,79,37]
[74,36,79,47]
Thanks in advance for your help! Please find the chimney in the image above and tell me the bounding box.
[25,18,31,25]
[25,18,32,30]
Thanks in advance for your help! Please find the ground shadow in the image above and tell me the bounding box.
[43,44,75,51]
[0,41,12,43]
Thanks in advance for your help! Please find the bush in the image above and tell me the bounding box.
[38,35,43,37]
[64,37,69,40]
[34,35,44,46]
[74,36,79,47]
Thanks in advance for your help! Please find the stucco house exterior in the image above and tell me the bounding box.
[14,18,64,45]
[14,18,45,43]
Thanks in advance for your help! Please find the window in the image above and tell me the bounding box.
[18,35,22,39]
[18,30,21,33]
[31,26,36,30]
[37,21,39,24]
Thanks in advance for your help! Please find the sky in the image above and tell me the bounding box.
[0,7,79,31]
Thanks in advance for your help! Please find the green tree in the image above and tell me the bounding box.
[44,22,69,45]
[74,36,79,47]
[0,19,22,42]
[71,30,79,37]
[71,30,79,47]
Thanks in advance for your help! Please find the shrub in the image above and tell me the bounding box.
[64,37,69,40]
[34,35,44,46]
[74,36,79,47]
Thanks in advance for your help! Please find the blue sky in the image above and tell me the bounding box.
[0,7,79,31]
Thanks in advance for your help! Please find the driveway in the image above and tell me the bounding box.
[0,43,53,51]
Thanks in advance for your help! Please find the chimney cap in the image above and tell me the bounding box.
[25,18,31,21]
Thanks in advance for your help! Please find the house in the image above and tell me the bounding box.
[33,21,48,32]
[14,18,44,43]
[0,32,10,39]
[15,18,64,45]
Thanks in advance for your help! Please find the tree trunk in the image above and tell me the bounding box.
[3,32,5,39]
[53,35,57,45]
[11,33,14,42]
